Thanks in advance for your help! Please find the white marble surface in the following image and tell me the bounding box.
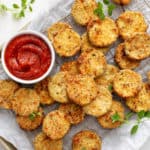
[0,0,150,150]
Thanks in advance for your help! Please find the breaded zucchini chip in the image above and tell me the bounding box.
[115,43,140,69]
[42,110,70,140]
[71,0,97,26]
[60,61,79,74]
[116,11,147,40]
[66,74,98,106]
[34,77,54,105]
[72,130,102,150]
[124,33,150,60]
[81,33,109,54]
[59,103,85,125]
[34,132,63,150]
[16,108,44,131]
[113,69,142,98]
[12,88,40,116]
[53,28,81,57]
[78,50,107,78]
[87,18,119,47]
[83,86,112,117]
[126,83,150,112]
[97,100,125,129]
[95,64,119,87]
[0,80,19,109]
[48,72,69,103]
[48,22,72,41]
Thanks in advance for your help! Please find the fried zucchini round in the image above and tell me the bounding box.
[48,22,72,41]
[34,132,63,150]
[116,11,147,40]
[0,80,19,109]
[126,83,150,112]
[42,110,70,140]
[81,33,109,54]
[113,69,142,98]
[34,77,54,105]
[58,103,85,125]
[87,18,119,47]
[12,88,40,116]
[115,43,140,69]
[97,100,125,129]
[72,130,102,150]
[48,72,69,103]
[53,28,81,57]
[66,74,98,106]
[60,61,79,74]
[83,86,112,117]
[16,108,44,131]
[124,33,150,60]
[95,64,119,87]
[78,50,107,78]
[71,0,97,26]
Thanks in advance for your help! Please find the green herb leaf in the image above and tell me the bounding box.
[0,4,8,13]
[111,112,121,123]
[81,147,86,150]
[131,124,139,135]
[145,111,150,118]
[29,6,32,12]
[137,110,145,119]
[29,112,36,121]
[103,0,110,5]
[94,2,105,20]
[30,0,35,4]
[125,112,134,120]
[108,85,113,92]
[21,0,27,8]
[108,4,116,16]
[13,4,20,9]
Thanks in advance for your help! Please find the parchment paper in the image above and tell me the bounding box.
[0,0,150,150]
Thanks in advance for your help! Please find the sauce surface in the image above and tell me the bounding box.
[5,34,51,80]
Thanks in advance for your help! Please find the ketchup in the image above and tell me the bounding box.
[5,34,51,80]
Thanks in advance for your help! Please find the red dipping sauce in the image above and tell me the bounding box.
[5,34,51,80]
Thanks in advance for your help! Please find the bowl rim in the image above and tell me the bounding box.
[1,30,55,84]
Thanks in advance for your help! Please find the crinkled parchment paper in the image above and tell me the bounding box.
[0,0,150,150]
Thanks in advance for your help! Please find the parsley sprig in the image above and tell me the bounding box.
[111,110,150,135]
[0,0,35,19]
[94,0,116,20]
[29,111,41,121]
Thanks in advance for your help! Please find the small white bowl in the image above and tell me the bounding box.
[1,30,55,84]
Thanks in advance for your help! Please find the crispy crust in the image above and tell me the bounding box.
[71,0,97,26]
[88,18,119,47]
[95,64,119,86]
[47,22,72,41]
[83,86,112,117]
[113,69,142,98]
[78,50,107,78]
[0,80,19,109]
[58,103,85,124]
[115,43,140,69]
[12,88,40,116]
[53,28,81,57]
[16,108,44,131]
[124,33,150,60]
[66,74,98,106]
[116,11,148,40]
[34,132,63,150]
[48,72,69,103]
[97,100,124,129]
[147,71,150,81]
[34,77,55,105]
[42,110,70,140]
[60,61,79,74]
[81,32,109,54]
[126,83,150,112]
[72,130,102,150]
